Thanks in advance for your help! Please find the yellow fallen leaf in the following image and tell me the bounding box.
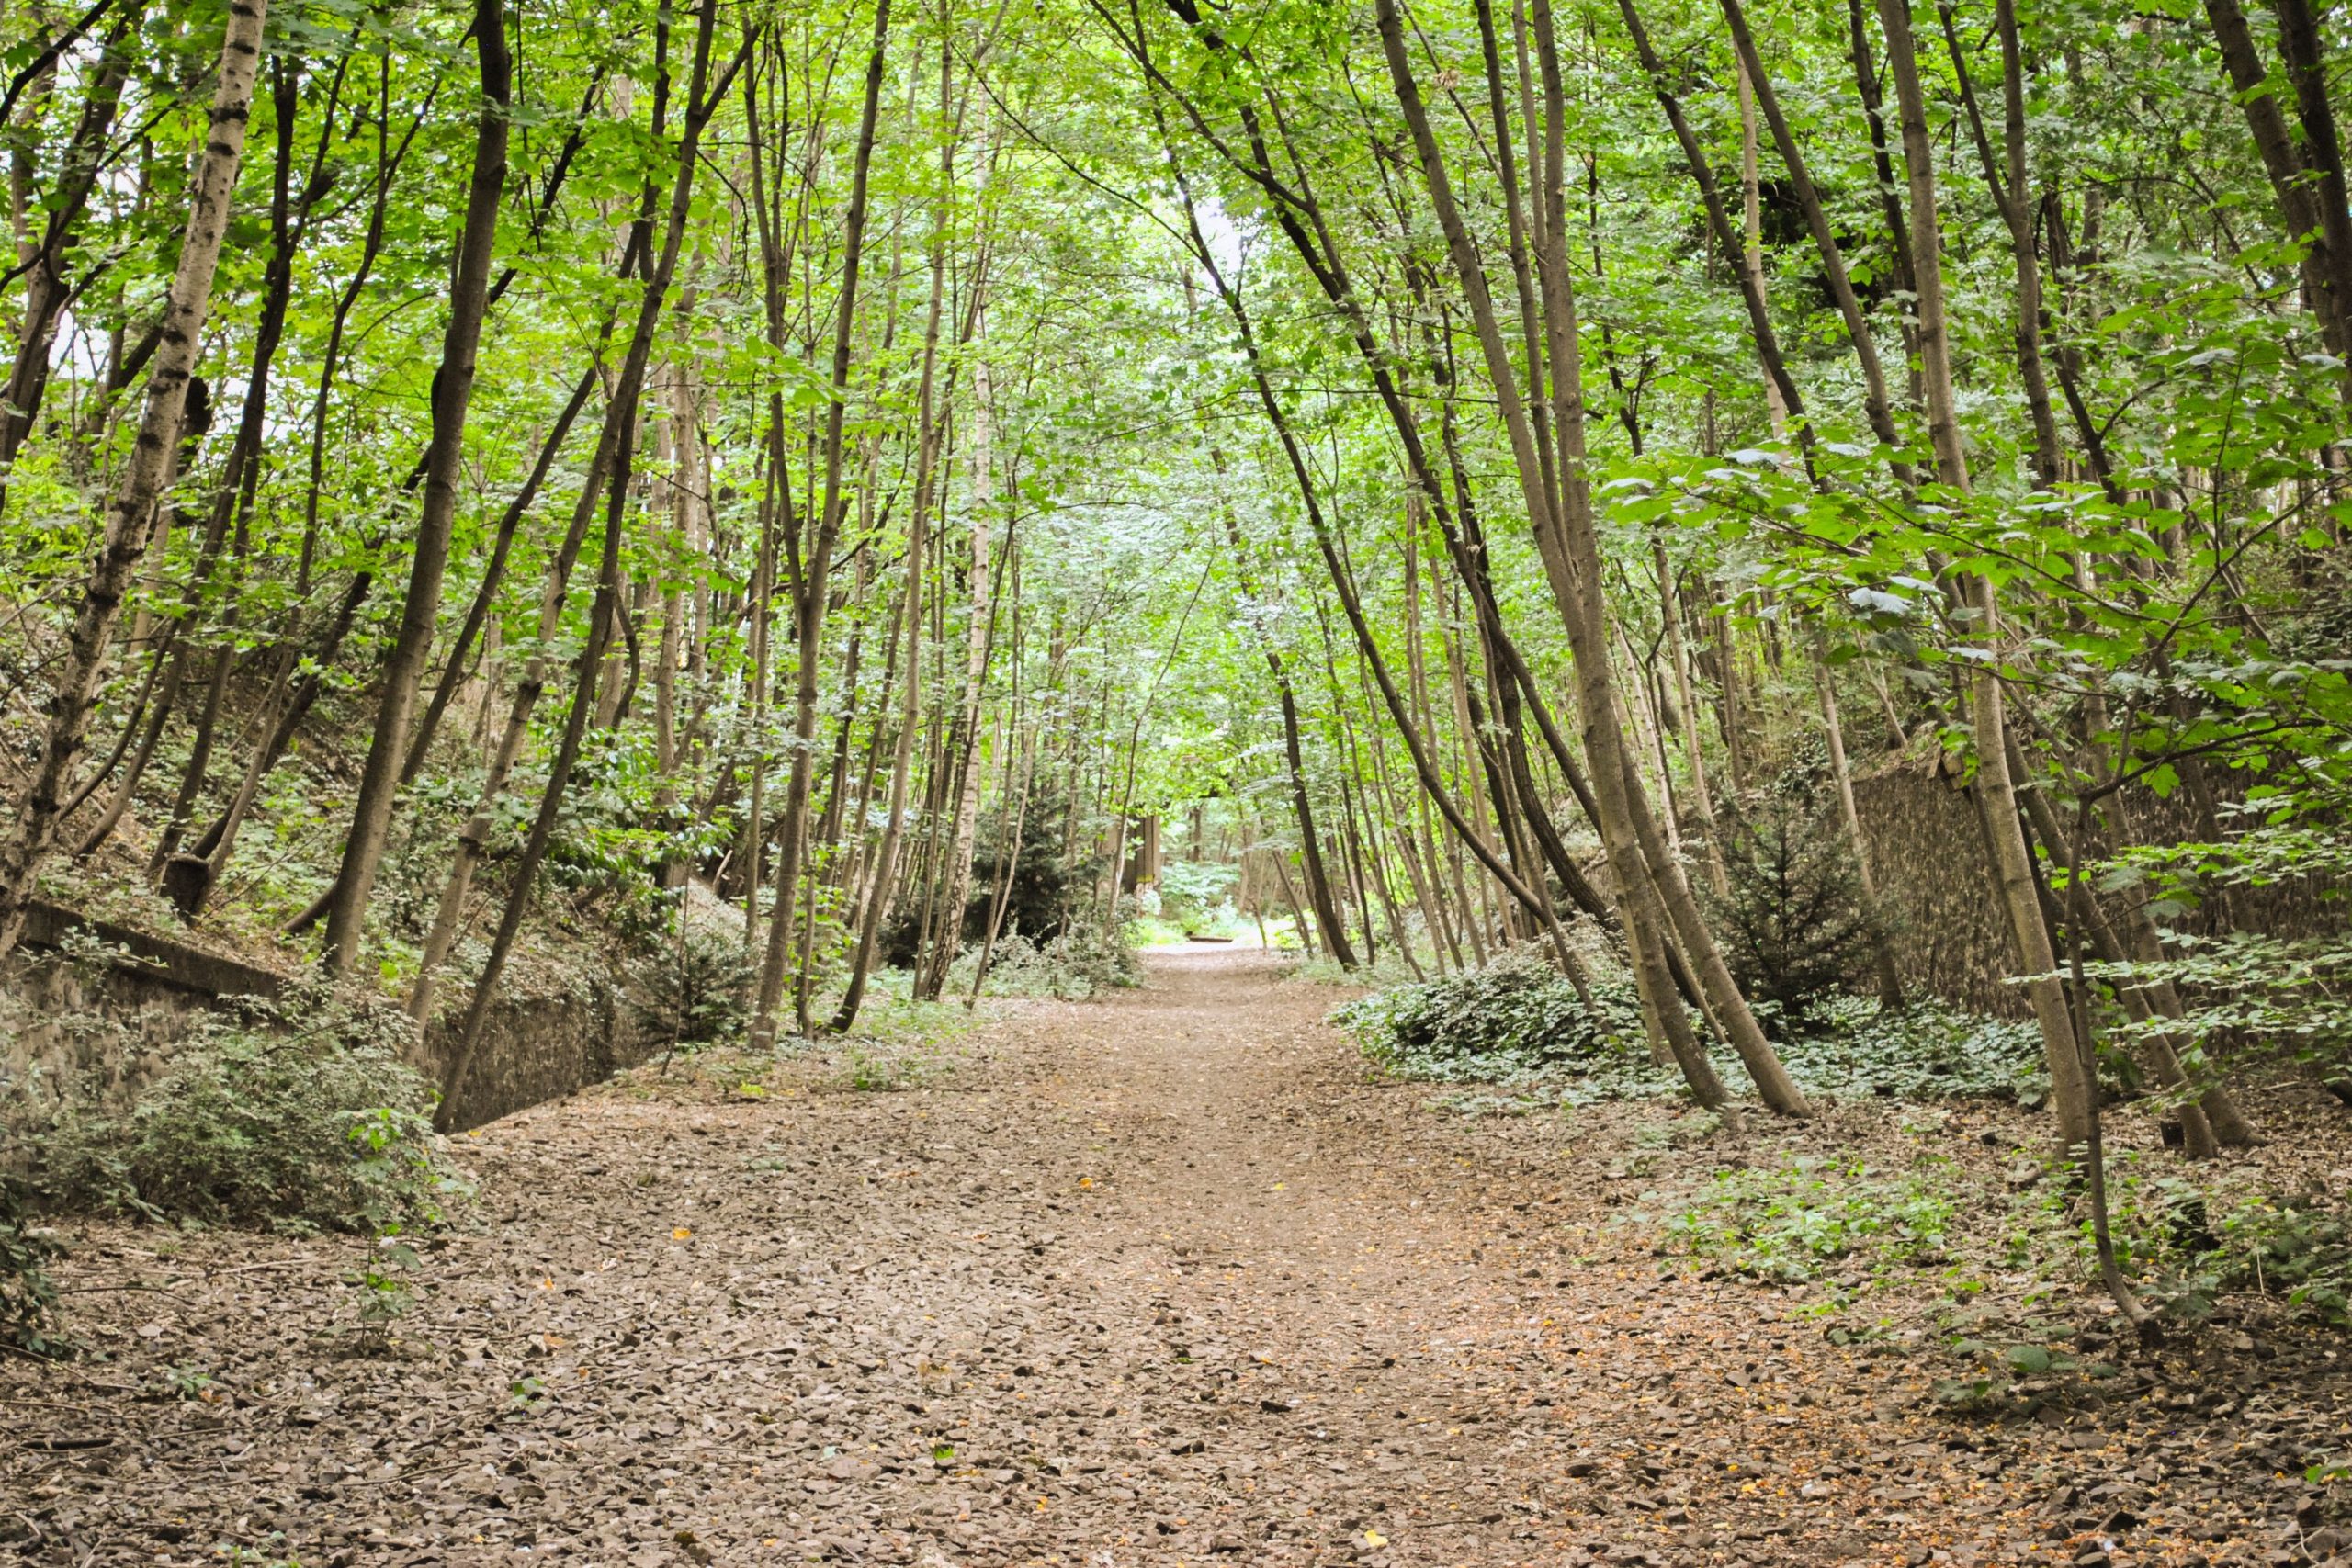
[1363,1529,1387,1547]
[673,1227,693,1240]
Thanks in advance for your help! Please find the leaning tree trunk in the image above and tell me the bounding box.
[321,0,514,976]
[435,0,733,1121]
[0,0,268,961]
[1380,0,1802,1114]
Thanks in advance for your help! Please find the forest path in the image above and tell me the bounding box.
[7,951,2196,1567]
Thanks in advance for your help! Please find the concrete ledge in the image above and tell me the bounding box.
[16,898,287,1000]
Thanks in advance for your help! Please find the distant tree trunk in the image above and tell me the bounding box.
[917,343,998,999]
[0,0,268,961]
[967,580,1031,1005]
[1204,442,1357,966]
[1811,643,1906,1010]
[1656,545,1729,898]
[750,0,893,1042]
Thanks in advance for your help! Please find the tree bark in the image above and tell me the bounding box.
[0,0,267,960]
[322,0,514,976]
[1876,0,2094,1150]
[750,0,894,1042]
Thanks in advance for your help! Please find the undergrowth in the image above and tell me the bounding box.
[0,1172,62,1355]
[1331,952,2046,1106]
[947,929,1142,998]
[1666,1156,1956,1284]
[35,984,459,1234]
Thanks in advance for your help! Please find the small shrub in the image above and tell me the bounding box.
[1333,954,2041,1106]
[632,918,754,1047]
[2120,1175,2352,1326]
[1708,788,1887,1032]
[1780,996,2045,1101]
[950,929,1138,998]
[837,1044,942,1092]
[39,984,457,1234]
[1157,860,1240,935]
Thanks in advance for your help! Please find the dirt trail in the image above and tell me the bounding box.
[2,950,2309,1566]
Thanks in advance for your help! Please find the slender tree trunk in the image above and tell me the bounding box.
[322,0,514,976]
[835,27,950,1032]
[2269,0,2352,378]
[918,343,997,998]
[1657,545,1729,897]
[397,355,605,789]
[2008,733,2255,1151]
[436,0,734,1118]
[751,0,893,1041]
[402,354,623,1023]
[1938,0,2062,486]
[967,581,1030,1005]
[1877,0,2094,1151]
[0,0,268,960]
[1205,444,1357,965]
[0,17,130,491]
[1813,642,1906,1010]
[1720,0,1906,463]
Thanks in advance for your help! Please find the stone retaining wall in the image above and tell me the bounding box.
[1,902,650,1142]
